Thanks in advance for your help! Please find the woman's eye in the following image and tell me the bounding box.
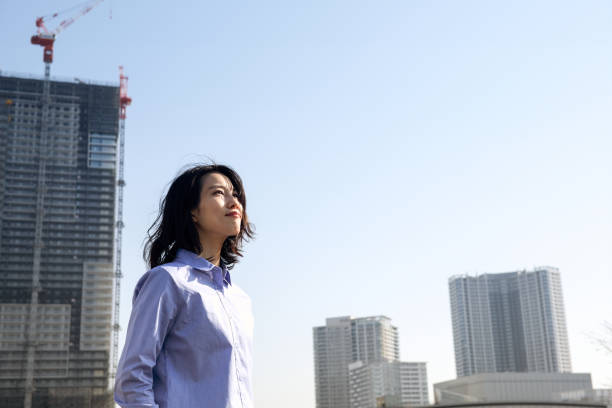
[232,192,239,198]
[214,190,224,195]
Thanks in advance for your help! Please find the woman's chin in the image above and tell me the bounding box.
[225,228,241,238]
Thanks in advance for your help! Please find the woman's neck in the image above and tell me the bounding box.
[198,235,224,266]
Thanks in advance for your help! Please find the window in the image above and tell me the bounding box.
[88,133,117,169]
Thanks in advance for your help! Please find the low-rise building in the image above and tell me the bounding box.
[434,373,593,405]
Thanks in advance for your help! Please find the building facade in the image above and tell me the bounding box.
[313,316,427,408]
[314,316,355,408]
[0,73,120,407]
[426,402,606,408]
[349,360,429,408]
[589,389,612,408]
[433,372,593,404]
[352,315,400,364]
[449,268,571,377]
[314,316,400,408]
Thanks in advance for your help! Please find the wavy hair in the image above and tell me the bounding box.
[144,163,254,270]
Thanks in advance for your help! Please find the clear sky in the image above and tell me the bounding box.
[2,1,612,406]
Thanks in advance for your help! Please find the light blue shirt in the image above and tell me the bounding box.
[115,249,254,408]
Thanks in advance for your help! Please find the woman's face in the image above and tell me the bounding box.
[191,172,243,240]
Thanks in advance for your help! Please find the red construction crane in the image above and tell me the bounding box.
[119,66,132,119]
[31,0,105,64]
[25,3,116,407]
[112,66,132,378]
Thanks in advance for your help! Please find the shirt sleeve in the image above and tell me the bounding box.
[114,267,182,408]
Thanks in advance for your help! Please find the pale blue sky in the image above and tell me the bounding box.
[2,1,612,406]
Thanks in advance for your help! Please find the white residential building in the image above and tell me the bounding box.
[349,360,428,408]
[449,267,571,377]
[313,315,426,408]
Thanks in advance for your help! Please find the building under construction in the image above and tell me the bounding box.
[0,72,123,407]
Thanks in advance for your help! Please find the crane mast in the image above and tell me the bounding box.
[112,66,132,379]
[23,59,51,408]
[25,2,106,407]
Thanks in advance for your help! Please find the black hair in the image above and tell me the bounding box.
[144,163,254,269]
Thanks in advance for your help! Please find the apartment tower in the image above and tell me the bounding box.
[449,267,571,377]
[313,316,400,408]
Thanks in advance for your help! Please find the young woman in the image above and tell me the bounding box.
[114,164,255,408]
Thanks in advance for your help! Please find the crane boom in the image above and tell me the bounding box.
[30,0,105,63]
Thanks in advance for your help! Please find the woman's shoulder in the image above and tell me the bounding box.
[133,263,191,298]
[142,260,214,295]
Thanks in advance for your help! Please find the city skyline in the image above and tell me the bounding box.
[1,2,611,407]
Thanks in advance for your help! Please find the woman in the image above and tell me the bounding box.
[115,163,255,408]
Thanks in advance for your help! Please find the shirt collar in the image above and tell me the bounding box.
[175,248,232,286]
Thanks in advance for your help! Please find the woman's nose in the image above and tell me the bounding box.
[228,196,241,209]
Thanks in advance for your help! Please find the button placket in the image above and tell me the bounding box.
[215,282,246,407]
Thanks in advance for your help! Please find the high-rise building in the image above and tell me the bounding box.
[349,360,429,408]
[314,316,400,408]
[313,316,428,408]
[314,316,355,408]
[351,315,400,364]
[0,72,120,407]
[449,267,571,378]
